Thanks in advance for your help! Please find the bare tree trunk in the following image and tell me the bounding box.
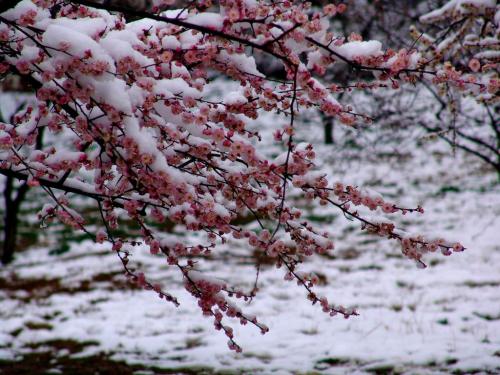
[324,116,334,145]
[0,124,42,265]
[1,175,28,264]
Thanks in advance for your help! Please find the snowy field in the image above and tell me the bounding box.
[1,123,499,374]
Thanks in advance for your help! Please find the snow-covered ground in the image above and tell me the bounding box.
[1,120,499,374]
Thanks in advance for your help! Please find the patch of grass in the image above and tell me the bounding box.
[463,280,500,288]
[365,363,401,374]
[436,185,460,195]
[9,328,23,337]
[391,304,403,313]
[429,258,441,267]
[2,339,247,375]
[396,281,412,289]
[185,337,205,349]
[451,369,486,375]
[0,275,62,301]
[358,238,379,245]
[300,328,319,335]
[24,321,53,330]
[310,271,328,286]
[338,266,351,273]
[92,271,122,283]
[425,360,438,367]
[316,357,349,366]
[174,337,206,351]
[0,270,140,302]
[242,351,273,364]
[358,264,383,271]
[89,297,110,305]
[473,311,500,321]
[384,253,403,259]
[15,230,40,252]
[41,311,62,320]
[188,326,205,334]
[306,214,336,223]
[48,242,71,256]
[481,335,490,344]
[24,339,99,354]
[336,247,361,260]
[0,352,221,375]
[250,249,275,267]
[437,318,449,326]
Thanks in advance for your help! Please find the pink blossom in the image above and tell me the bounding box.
[96,229,107,243]
[468,59,481,73]
[323,4,337,16]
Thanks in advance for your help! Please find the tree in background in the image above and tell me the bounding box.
[0,73,41,263]
[413,0,499,175]
[317,0,499,173]
[0,0,497,351]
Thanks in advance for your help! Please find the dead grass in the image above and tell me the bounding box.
[0,270,140,302]
[0,350,239,375]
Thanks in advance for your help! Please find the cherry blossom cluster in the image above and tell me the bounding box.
[293,177,424,214]
[0,0,481,350]
[183,269,268,351]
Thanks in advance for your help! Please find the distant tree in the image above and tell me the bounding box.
[0,74,40,263]
[412,0,499,175]
[1,0,496,351]
[320,0,499,173]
